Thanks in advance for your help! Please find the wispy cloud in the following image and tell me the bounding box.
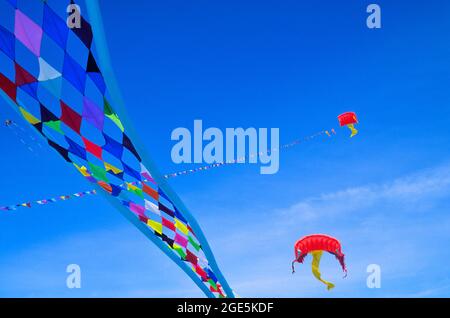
[2,164,450,297]
[215,163,450,297]
[278,163,450,223]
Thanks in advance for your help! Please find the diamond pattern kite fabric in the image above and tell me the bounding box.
[0,0,229,298]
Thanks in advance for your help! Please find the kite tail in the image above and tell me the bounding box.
[292,253,307,274]
[336,253,347,278]
[347,124,358,138]
[311,251,335,291]
[291,260,297,274]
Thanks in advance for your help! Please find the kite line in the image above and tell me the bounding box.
[4,120,42,153]
[0,128,337,211]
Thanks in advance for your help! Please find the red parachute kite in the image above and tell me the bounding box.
[292,234,347,290]
[338,112,359,137]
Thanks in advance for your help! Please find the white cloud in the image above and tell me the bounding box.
[2,164,450,297]
[215,163,450,297]
[277,163,450,223]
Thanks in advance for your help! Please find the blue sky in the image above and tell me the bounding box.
[1,0,450,297]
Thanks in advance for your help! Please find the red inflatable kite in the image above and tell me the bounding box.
[292,234,347,290]
[338,112,359,137]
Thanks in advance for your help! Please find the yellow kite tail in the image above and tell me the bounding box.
[347,124,358,138]
[311,251,335,291]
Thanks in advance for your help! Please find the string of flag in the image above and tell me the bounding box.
[0,128,337,211]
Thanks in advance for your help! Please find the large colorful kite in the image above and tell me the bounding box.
[0,0,233,298]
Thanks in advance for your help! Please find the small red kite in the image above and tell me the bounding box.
[338,112,359,137]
